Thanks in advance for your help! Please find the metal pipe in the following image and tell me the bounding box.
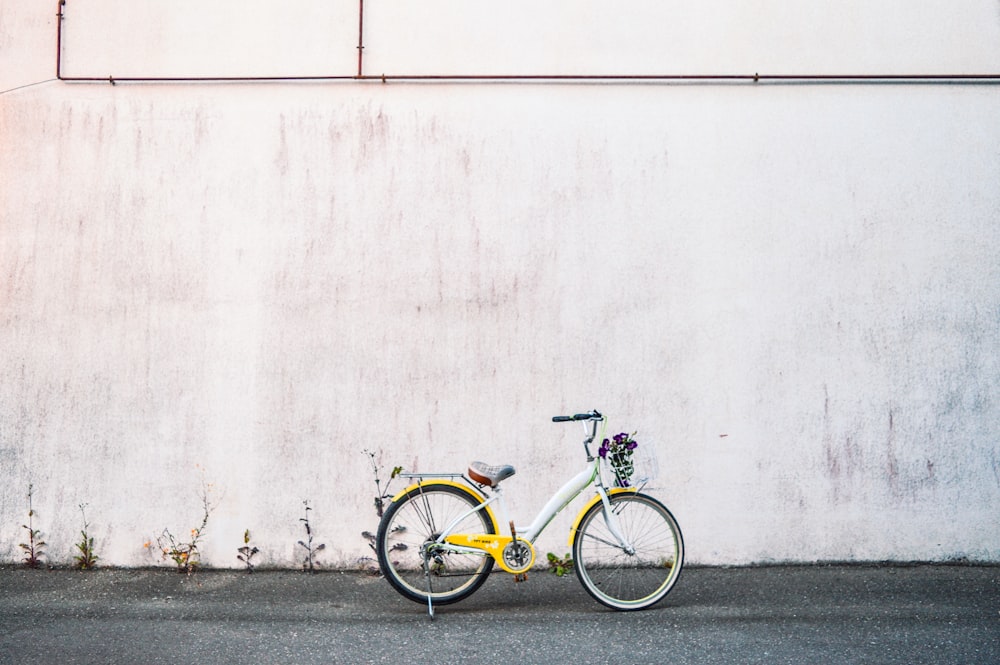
[58,75,357,83]
[56,73,1000,85]
[351,73,1000,83]
[357,0,365,78]
[54,2,1000,86]
[56,0,65,79]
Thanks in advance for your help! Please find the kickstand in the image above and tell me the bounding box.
[421,549,435,620]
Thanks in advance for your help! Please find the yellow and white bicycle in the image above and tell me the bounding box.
[375,410,684,616]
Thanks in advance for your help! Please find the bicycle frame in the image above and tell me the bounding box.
[393,417,636,575]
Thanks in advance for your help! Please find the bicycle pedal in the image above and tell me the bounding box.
[514,572,528,583]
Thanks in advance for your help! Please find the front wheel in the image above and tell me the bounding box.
[376,483,496,605]
[573,492,684,610]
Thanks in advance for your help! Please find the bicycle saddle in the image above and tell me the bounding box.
[468,461,516,487]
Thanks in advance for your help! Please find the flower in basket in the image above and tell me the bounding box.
[599,432,638,487]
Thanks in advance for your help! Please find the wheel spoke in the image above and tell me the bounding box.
[581,530,627,551]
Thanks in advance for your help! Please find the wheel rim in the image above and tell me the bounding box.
[575,495,683,609]
[380,486,494,602]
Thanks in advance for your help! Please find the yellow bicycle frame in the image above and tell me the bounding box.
[391,479,522,567]
[393,478,635,573]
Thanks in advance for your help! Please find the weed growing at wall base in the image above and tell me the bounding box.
[359,449,403,574]
[73,504,99,570]
[359,531,380,575]
[237,529,259,573]
[298,500,325,573]
[152,482,216,574]
[363,448,403,518]
[547,552,574,576]
[19,484,46,568]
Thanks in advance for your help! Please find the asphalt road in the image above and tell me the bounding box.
[0,564,997,664]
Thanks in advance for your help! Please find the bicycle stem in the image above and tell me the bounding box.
[581,416,607,460]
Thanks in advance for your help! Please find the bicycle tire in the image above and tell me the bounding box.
[376,483,496,605]
[573,492,684,610]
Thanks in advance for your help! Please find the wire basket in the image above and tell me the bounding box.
[600,439,659,488]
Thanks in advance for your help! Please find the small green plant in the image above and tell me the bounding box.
[364,449,403,518]
[298,500,325,573]
[547,552,574,576]
[237,529,259,573]
[19,484,46,569]
[359,531,380,575]
[359,450,404,574]
[359,527,408,576]
[153,482,215,574]
[73,503,99,570]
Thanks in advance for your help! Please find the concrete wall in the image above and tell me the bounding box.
[2,0,999,568]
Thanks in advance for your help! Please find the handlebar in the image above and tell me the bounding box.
[552,410,603,423]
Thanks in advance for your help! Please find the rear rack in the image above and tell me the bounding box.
[398,473,466,480]
[397,472,497,493]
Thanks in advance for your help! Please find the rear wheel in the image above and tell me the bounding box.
[376,483,495,605]
[573,492,684,610]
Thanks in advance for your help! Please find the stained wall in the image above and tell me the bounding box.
[2,1,999,567]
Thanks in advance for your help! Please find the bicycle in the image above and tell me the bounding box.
[374,410,684,617]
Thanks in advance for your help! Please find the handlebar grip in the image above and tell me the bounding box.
[552,410,603,422]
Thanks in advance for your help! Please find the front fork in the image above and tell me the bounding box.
[593,486,636,555]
